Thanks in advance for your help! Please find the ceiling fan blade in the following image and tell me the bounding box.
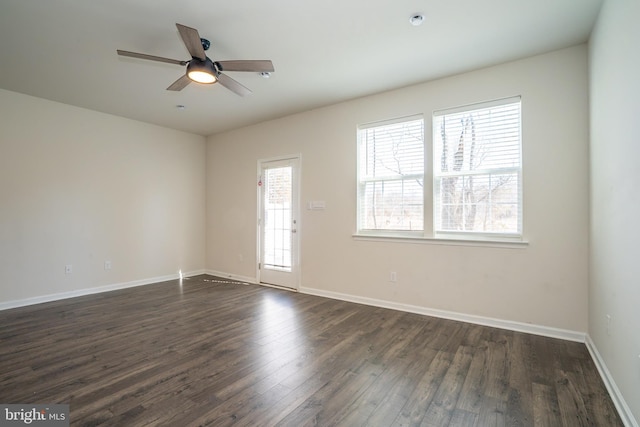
[176,23,206,61]
[216,60,275,73]
[167,74,191,91]
[217,73,252,97]
[117,50,186,66]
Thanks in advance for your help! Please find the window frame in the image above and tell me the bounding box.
[354,96,525,245]
[432,96,523,240]
[356,114,425,237]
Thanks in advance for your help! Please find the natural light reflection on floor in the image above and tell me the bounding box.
[256,292,308,389]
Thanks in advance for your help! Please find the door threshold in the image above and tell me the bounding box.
[259,282,298,292]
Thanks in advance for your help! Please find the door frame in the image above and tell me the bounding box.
[256,154,301,290]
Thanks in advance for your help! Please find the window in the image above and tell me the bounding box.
[356,97,522,242]
[357,116,424,233]
[433,97,522,237]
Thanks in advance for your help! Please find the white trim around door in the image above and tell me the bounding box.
[257,155,301,290]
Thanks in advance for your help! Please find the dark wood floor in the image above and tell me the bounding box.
[0,275,622,426]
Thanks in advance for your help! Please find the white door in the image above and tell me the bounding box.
[258,157,300,289]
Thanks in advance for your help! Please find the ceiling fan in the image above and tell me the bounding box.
[117,23,274,97]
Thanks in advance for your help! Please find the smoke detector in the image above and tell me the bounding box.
[409,14,425,26]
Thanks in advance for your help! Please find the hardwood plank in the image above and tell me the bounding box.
[576,357,624,426]
[298,359,386,426]
[483,328,511,400]
[476,396,507,427]
[390,350,454,426]
[364,348,439,427]
[421,345,474,426]
[505,332,534,426]
[338,319,433,426]
[555,369,591,426]
[449,408,479,425]
[455,342,488,415]
[532,382,563,427]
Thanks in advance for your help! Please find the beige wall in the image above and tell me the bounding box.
[589,0,640,422]
[207,45,590,332]
[0,89,206,304]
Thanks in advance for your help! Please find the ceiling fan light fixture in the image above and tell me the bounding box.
[187,58,217,84]
[188,70,216,84]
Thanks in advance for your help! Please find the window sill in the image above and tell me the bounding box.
[352,233,529,248]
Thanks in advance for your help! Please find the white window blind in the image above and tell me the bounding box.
[357,116,424,232]
[433,97,522,236]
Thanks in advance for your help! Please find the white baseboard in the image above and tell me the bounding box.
[299,286,586,343]
[0,269,206,311]
[585,336,639,427]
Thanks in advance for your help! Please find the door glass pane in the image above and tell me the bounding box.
[264,166,292,271]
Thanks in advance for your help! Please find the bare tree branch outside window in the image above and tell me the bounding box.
[435,100,521,234]
[358,118,424,231]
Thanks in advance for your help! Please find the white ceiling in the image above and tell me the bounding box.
[0,0,603,136]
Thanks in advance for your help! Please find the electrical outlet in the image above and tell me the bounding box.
[65,264,72,275]
[389,271,397,283]
[104,260,112,270]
